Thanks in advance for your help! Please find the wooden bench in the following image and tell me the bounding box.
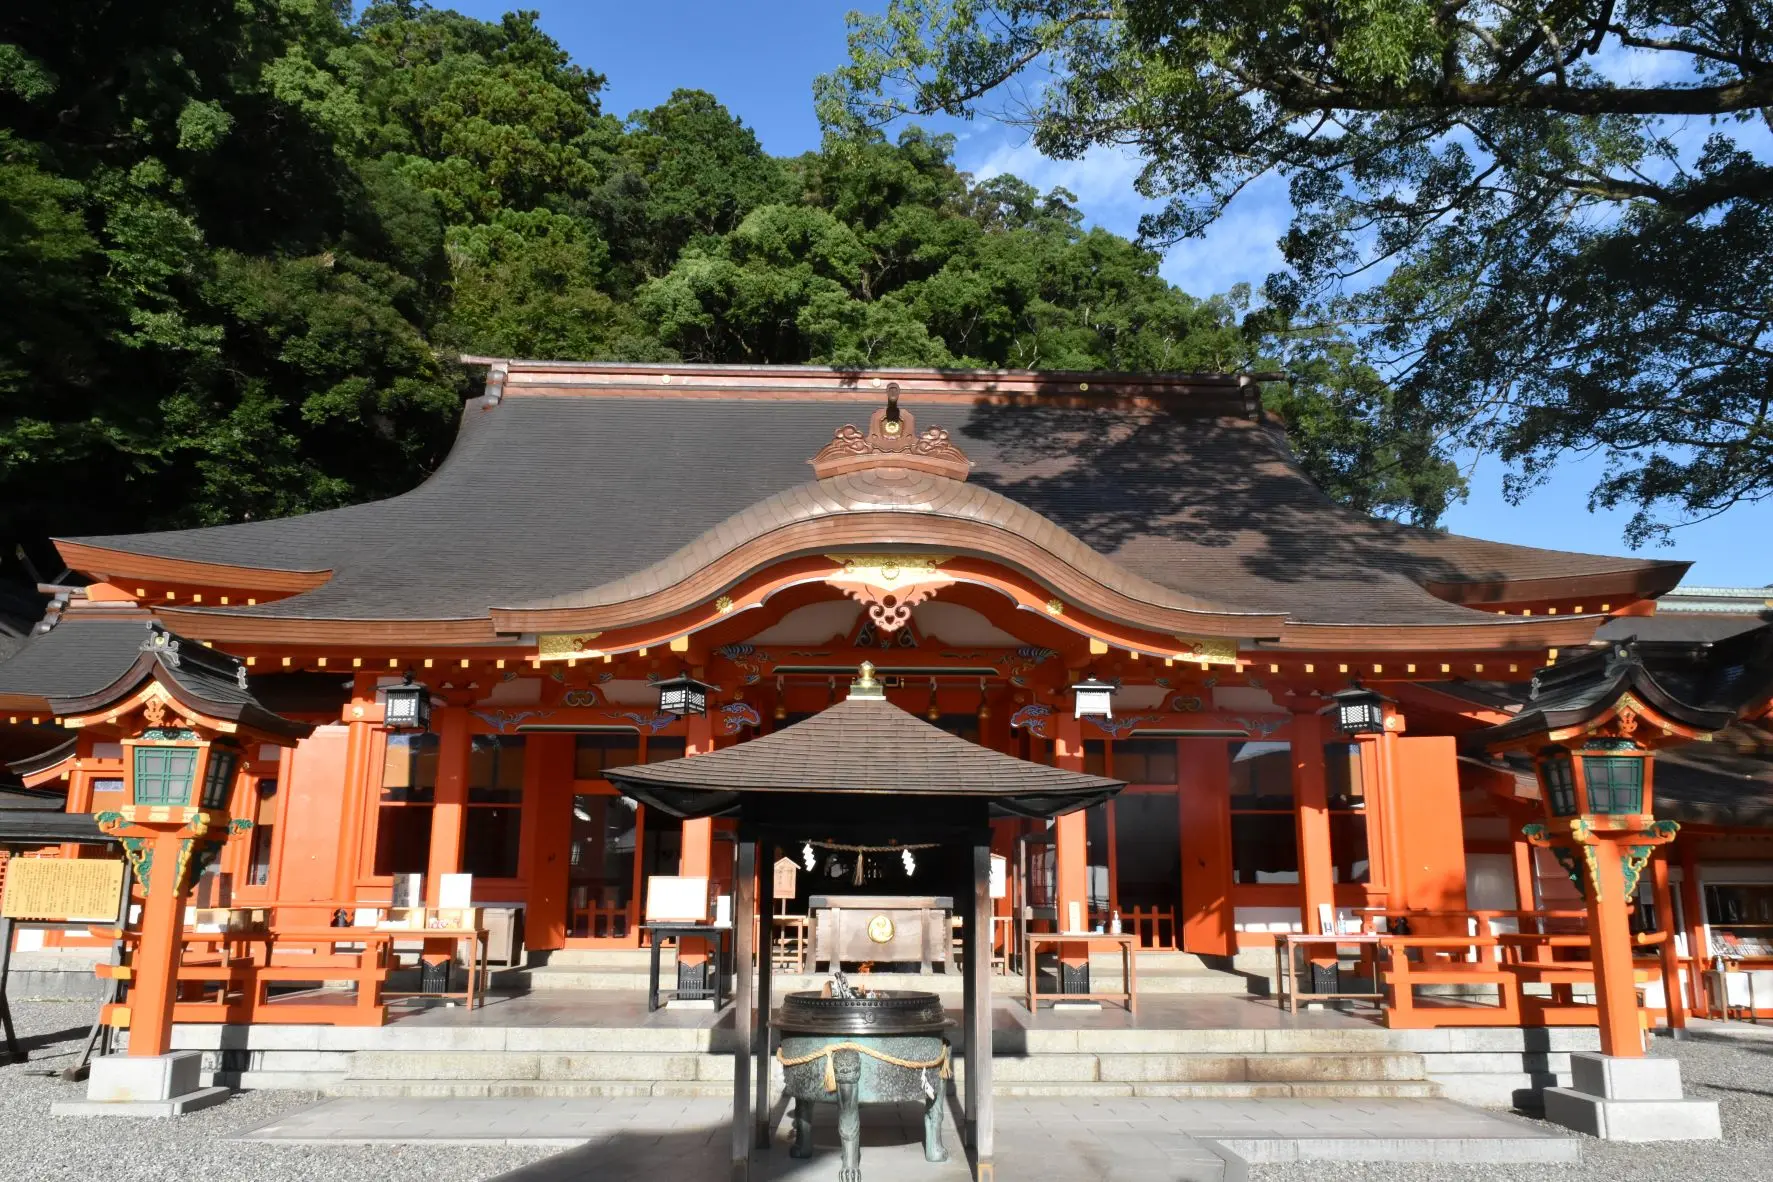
[101,927,392,1028]
[1379,935,1522,1028]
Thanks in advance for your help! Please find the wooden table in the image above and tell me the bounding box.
[382,927,490,1010]
[1024,932,1136,1016]
[643,923,731,1012]
[1274,933,1385,1012]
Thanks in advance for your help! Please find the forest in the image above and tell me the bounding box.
[0,2,1455,580]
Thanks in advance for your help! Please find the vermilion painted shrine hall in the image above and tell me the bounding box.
[2,360,1771,1159]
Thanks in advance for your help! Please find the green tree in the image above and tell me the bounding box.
[823,0,1773,543]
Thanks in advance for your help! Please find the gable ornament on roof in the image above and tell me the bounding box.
[826,553,955,633]
[809,382,971,481]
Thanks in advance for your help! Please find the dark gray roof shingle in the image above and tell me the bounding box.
[65,381,1683,626]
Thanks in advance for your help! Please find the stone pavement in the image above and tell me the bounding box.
[233,1092,1577,1179]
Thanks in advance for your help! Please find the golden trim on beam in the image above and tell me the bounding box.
[1171,635,1239,666]
[538,631,605,661]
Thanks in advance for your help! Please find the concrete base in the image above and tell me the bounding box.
[1540,1052,1720,1141]
[50,1051,234,1119]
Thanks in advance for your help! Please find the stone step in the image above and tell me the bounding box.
[345,1047,1426,1088]
[327,1076,1441,1100]
[533,948,1225,970]
[328,1078,731,1099]
[506,966,1254,995]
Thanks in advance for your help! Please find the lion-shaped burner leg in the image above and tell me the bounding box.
[790,1097,815,1159]
[835,1048,863,1182]
[922,1085,948,1163]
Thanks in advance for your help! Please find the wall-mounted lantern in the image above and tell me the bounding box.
[656,671,714,717]
[383,672,432,732]
[1324,685,1387,736]
[1070,676,1117,720]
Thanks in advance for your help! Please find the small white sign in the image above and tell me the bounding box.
[438,873,474,909]
[645,875,710,923]
[391,873,424,909]
[989,855,1007,900]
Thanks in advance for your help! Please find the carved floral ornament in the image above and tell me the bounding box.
[824,553,956,633]
[809,384,972,482]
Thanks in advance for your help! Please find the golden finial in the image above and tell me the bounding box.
[850,661,885,700]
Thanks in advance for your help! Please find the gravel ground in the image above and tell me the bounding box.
[0,1001,555,1182]
[1251,1027,1773,1182]
[7,1001,1771,1181]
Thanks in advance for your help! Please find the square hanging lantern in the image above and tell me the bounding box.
[656,672,714,717]
[1324,686,1387,736]
[383,673,432,732]
[199,743,241,809]
[1070,676,1117,720]
[1576,739,1649,816]
[1535,745,1579,817]
[131,742,200,807]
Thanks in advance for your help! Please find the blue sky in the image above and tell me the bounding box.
[441,0,1770,588]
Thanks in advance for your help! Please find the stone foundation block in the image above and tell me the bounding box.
[51,1052,232,1118]
[1569,1051,1683,1100]
[1541,1089,1722,1141]
[1541,1053,1721,1141]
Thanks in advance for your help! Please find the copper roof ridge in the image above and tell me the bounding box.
[461,355,1285,386]
[496,469,1269,624]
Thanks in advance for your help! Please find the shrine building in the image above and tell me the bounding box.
[2,360,1771,1140]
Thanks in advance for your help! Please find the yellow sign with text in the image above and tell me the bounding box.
[2,857,125,922]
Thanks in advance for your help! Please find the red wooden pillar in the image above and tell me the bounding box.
[424,706,471,902]
[422,706,471,976]
[1053,711,1090,989]
[1179,738,1234,956]
[521,733,574,951]
[124,829,191,1057]
[679,711,717,976]
[1678,841,1709,1016]
[1650,850,1687,1033]
[331,675,381,904]
[1291,711,1335,936]
[1585,840,1646,1057]
[1512,840,1538,915]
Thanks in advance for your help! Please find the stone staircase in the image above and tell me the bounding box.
[500,947,1258,997]
[323,1026,1443,1101]
[172,946,1599,1106]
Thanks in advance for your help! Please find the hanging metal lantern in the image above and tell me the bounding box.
[1533,739,1650,820]
[1535,745,1579,817]
[1324,685,1386,736]
[655,671,714,717]
[383,673,432,732]
[1070,676,1117,719]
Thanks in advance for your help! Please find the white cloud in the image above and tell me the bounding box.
[966,138,1148,215]
[958,131,1291,299]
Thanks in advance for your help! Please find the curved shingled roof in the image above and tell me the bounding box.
[604,683,1123,820]
[58,362,1684,634]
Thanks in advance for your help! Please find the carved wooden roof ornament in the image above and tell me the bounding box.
[809,382,972,481]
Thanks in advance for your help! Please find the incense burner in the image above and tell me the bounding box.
[775,990,951,1180]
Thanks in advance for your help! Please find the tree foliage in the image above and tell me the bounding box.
[0,1,1455,581]
[822,0,1773,544]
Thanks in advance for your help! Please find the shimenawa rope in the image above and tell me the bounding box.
[775,1041,951,1093]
